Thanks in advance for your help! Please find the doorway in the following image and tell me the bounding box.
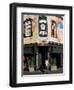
[38,46,48,69]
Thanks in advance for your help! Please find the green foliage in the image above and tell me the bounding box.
[28,57,35,67]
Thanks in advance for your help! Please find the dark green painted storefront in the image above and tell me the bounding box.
[23,42,63,75]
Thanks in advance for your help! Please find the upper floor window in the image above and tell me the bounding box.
[57,17,63,30]
[51,20,57,38]
[23,18,32,37]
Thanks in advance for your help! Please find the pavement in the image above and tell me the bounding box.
[23,68,63,75]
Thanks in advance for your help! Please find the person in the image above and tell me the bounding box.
[45,59,49,70]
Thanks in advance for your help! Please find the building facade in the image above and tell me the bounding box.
[22,14,64,75]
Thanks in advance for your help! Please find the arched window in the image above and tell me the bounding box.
[23,18,32,37]
[51,20,57,38]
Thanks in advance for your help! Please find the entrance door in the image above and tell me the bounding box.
[38,46,48,69]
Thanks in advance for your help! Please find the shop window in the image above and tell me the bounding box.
[22,55,36,74]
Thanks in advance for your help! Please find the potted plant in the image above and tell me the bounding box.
[28,57,35,72]
[50,58,57,71]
